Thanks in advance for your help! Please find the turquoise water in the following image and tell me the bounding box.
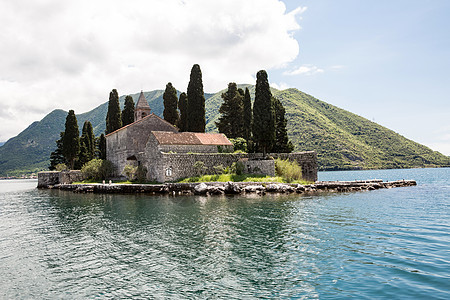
[0,168,449,299]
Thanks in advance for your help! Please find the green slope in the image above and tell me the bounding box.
[0,109,67,176]
[273,88,449,170]
[0,87,448,176]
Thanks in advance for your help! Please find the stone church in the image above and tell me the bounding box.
[106,91,235,182]
[106,91,318,182]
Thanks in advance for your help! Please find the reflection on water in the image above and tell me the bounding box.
[0,169,449,299]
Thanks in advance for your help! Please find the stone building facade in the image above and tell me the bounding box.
[106,114,178,176]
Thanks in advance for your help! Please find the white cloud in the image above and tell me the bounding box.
[283,64,324,76]
[270,82,292,90]
[0,0,306,142]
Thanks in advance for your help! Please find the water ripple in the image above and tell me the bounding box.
[1,171,450,299]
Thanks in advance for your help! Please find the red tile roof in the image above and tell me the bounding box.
[152,131,232,146]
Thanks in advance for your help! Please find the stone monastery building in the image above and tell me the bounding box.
[106,91,318,182]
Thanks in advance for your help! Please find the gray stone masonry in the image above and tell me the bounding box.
[250,151,318,182]
[107,114,178,177]
[38,170,85,188]
[142,151,318,182]
[37,171,60,188]
[160,153,247,182]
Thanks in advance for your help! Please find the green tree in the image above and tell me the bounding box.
[216,82,244,138]
[98,133,107,160]
[62,110,80,169]
[243,87,252,143]
[105,89,122,134]
[121,95,135,126]
[252,70,275,155]
[187,64,206,132]
[272,97,294,153]
[178,92,188,132]
[78,121,95,167]
[49,132,65,170]
[81,159,113,180]
[163,82,179,126]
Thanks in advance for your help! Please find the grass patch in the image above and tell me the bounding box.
[177,173,310,184]
[275,158,303,183]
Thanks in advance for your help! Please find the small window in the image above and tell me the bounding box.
[165,167,173,177]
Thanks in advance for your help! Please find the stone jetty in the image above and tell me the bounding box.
[39,179,416,196]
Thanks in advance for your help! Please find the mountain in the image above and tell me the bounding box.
[274,89,449,170]
[0,87,448,176]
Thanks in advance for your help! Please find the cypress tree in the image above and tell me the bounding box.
[49,132,65,170]
[98,133,107,160]
[216,82,245,138]
[243,87,252,143]
[163,82,179,126]
[78,121,95,167]
[105,89,122,134]
[252,70,275,155]
[187,64,206,132]
[272,97,294,153]
[121,95,135,126]
[62,110,80,169]
[178,92,188,132]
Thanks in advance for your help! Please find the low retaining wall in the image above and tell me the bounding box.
[159,151,317,182]
[38,170,85,188]
[40,179,417,196]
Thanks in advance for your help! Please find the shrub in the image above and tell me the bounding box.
[217,145,233,153]
[231,161,245,175]
[123,164,137,181]
[55,163,68,172]
[81,159,113,180]
[275,158,302,183]
[230,137,247,152]
[135,165,147,183]
[193,161,207,176]
[213,164,225,175]
[233,150,246,154]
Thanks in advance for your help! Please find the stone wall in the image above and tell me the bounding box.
[272,151,318,182]
[37,171,60,188]
[38,170,85,188]
[159,153,244,182]
[248,151,318,182]
[144,151,318,183]
[59,170,85,184]
[158,153,278,182]
[243,160,275,177]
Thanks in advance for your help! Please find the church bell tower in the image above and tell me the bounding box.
[134,90,151,122]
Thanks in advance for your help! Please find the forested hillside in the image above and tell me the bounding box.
[273,89,449,170]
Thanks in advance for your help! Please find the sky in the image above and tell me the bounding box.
[1,0,449,155]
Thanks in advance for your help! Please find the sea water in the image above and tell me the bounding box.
[0,168,449,299]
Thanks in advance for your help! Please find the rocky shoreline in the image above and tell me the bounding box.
[39,179,417,196]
